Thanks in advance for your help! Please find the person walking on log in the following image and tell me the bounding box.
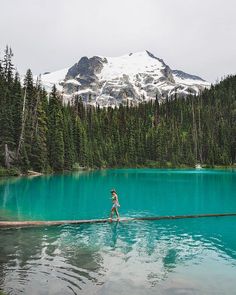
[109,189,120,221]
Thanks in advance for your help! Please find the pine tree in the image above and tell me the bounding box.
[48,85,65,171]
[63,106,76,170]
[0,46,236,172]
[30,85,48,172]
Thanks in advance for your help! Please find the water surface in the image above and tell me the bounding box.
[0,169,235,221]
[0,169,236,294]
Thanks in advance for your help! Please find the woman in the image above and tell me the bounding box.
[109,189,120,221]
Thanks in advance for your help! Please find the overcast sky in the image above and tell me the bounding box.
[0,0,235,82]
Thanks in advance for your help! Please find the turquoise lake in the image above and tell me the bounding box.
[0,169,236,294]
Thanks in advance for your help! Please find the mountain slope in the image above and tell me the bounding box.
[40,51,210,106]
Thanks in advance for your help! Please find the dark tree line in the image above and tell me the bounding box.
[0,47,235,174]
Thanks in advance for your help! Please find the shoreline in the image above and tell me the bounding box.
[0,164,235,178]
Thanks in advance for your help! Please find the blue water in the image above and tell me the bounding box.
[0,169,236,294]
[0,169,235,221]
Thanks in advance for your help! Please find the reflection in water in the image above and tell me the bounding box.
[110,222,119,248]
[0,217,236,295]
[0,170,236,294]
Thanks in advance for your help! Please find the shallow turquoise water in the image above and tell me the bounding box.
[0,169,236,221]
[0,169,236,294]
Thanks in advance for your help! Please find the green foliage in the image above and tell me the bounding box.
[47,85,65,171]
[0,166,20,177]
[0,47,235,173]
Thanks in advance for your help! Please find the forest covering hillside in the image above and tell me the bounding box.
[0,47,235,175]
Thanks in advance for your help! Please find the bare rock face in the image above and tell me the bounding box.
[40,51,210,107]
[66,56,106,80]
[63,56,107,99]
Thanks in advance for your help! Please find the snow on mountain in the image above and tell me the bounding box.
[39,68,69,92]
[172,70,209,86]
[39,50,210,107]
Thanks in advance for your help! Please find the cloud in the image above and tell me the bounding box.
[0,0,235,82]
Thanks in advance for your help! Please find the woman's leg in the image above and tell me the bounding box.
[115,208,120,220]
[110,207,115,219]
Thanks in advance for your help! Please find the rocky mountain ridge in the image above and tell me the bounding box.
[40,50,210,107]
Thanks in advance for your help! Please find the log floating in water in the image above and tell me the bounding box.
[0,213,236,228]
[27,170,43,176]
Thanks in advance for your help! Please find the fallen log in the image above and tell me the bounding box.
[0,213,236,229]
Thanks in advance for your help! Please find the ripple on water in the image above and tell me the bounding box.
[0,218,236,294]
[0,169,236,294]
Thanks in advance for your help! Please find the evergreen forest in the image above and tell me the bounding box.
[0,47,235,175]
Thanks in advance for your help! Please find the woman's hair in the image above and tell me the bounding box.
[110,189,116,193]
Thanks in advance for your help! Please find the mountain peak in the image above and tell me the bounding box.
[39,51,210,107]
[128,50,152,56]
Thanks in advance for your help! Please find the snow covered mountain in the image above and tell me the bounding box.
[39,51,210,107]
